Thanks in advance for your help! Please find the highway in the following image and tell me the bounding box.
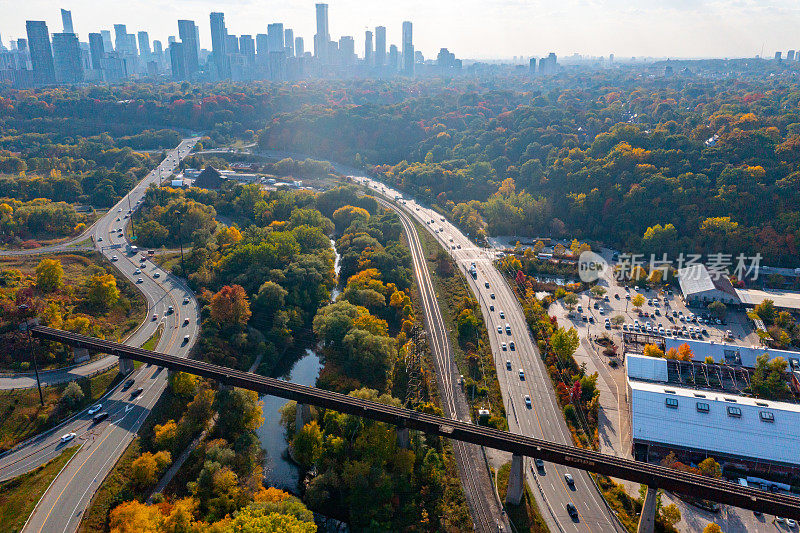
[360,179,624,533]
[378,198,508,532]
[0,138,201,533]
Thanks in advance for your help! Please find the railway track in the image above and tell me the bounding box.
[380,198,502,532]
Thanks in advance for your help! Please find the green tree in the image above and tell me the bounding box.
[60,381,85,410]
[292,420,324,467]
[563,292,579,310]
[698,457,722,479]
[35,258,64,292]
[551,327,579,364]
[751,354,789,399]
[590,285,607,299]
[708,301,727,319]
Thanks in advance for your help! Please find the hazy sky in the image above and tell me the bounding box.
[3,0,800,59]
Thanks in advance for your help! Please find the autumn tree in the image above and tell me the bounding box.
[643,344,665,358]
[678,343,694,361]
[108,501,162,533]
[209,284,251,326]
[698,457,722,479]
[702,523,722,533]
[590,285,607,299]
[35,258,63,292]
[131,451,171,487]
[562,292,579,310]
[332,205,370,232]
[85,273,119,309]
[631,294,646,310]
[293,420,323,467]
[153,420,178,451]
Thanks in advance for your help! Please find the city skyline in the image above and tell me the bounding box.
[4,0,800,60]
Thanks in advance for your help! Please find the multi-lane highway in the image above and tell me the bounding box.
[378,198,508,532]
[0,138,201,533]
[361,179,623,533]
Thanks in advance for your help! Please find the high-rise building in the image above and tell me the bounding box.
[177,20,199,74]
[364,30,373,65]
[210,12,229,78]
[314,3,330,62]
[88,32,105,70]
[375,26,386,68]
[169,41,186,79]
[339,36,355,65]
[529,57,536,75]
[256,34,268,58]
[26,21,55,84]
[61,9,74,34]
[152,39,163,67]
[295,37,304,57]
[388,44,399,72]
[788,50,796,61]
[114,25,130,54]
[402,21,414,75]
[101,30,113,52]
[267,23,284,53]
[226,34,239,54]
[52,32,83,83]
[284,29,294,57]
[775,51,782,61]
[239,35,255,65]
[137,31,151,61]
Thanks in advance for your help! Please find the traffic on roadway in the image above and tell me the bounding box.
[357,177,624,533]
[0,138,202,533]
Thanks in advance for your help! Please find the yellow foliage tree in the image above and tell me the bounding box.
[109,501,162,533]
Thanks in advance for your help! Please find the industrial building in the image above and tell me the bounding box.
[677,264,740,305]
[627,353,800,478]
[662,337,800,370]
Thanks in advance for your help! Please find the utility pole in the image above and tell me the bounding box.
[18,305,44,406]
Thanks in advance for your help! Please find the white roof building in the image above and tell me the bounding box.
[677,264,740,305]
[627,354,800,470]
[663,337,800,369]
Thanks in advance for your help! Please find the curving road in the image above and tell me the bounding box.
[378,198,508,532]
[0,138,202,533]
[360,179,624,533]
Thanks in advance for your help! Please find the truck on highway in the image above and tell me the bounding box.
[127,244,138,255]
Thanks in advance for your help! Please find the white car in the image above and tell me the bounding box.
[60,432,76,443]
[111,255,118,261]
[519,369,525,380]
[97,237,103,242]
[137,278,144,284]
[153,272,161,278]
[501,342,507,351]
[134,269,141,274]
[88,404,102,415]
[183,297,190,304]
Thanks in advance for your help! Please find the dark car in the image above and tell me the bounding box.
[566,502,579,521]
[131,387,144,398]
[122,379,135,391]
[92,411,110,424]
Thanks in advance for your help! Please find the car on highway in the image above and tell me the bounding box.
[152,313,158,321]
[499,310,505,319]
[183,317,190,326]
[509,341,515,351]
[137,278,144,284]
[92,412,109,424]
[564,473,575,488]
[524,395,531,408]
[489,305,494,311]
[497,326,503,334]
[506,360,512,370]
[118,208,122,212]
[505,324,512,334]
[518,369,525,380]
[60,432,76,443]
[183,335,191,344]
[131,387,144,398]
[183,297,190,304]
[134,269,141,274]
[566,502,579,521]
[153,272,161,278]
[88,404,103,415]
[97,236,103,242]
[484,282,490,288]
[534,458,544,472]
[122,378,135,390]
[501,342,507,351]
[111,255,118,261]
[167,306,174,314]
[490,293,495,299]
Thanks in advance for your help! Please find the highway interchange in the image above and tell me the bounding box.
[0,138,201,533]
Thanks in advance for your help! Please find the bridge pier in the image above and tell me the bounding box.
[119,357,134,375]
[505,453,525,505]
[637,485,658,533]
[295,402,311,431]
[396,427,410,449]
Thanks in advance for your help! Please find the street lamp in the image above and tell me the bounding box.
[18,304,44,406]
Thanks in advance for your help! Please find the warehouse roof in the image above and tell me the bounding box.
[677,264,739,300]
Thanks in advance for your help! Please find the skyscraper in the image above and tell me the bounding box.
[295,37,304,57]
[388,44,399,72]
[285,29,294,57]
[402,21,414,75]
[114,25,130,54]
[52,32,83,83]
[364,30,373,65]
[375,26,386,68]
[210,12,229,78]
[101,30,113,52]
[239,35,255,65]
[267,23,284,52]
[26,21,55,84]
[61,9,74,34]
[177,20,199,75]
[339,36,355,65]
[88,32,105,70]
[169,41,186,79]
[256,34,268,59]
[137,31,151,61]
[314,3,330,62]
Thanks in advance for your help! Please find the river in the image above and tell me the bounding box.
[256,239,340,492]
